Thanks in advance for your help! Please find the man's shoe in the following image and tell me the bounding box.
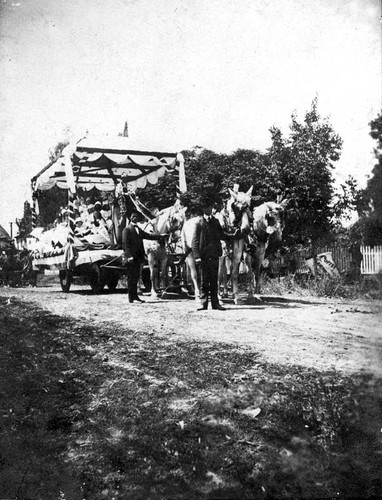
[197,306,208,311]
[212,305,226,311]
[134,297,145,303]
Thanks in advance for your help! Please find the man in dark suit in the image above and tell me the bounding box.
[122,210,166,303]
[191,198,240,311]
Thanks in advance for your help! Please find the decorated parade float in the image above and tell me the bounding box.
[30,135,186,293]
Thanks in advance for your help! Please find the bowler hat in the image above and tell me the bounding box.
[200,195,214,207]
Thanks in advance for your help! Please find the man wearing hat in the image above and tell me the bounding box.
[115,172,137,243]
[122,210,167,303]
[191,197,241,311]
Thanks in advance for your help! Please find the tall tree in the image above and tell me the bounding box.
[16,201,33,239]
[36,186,68,227]
[367,113,382,219]
[269,97,343,247]
[351,112,382,245]
[137,147,269,213]
[139,99,346,249]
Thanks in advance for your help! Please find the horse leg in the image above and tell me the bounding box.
[147,254,159,298]
[226,257,232,295]
[231,240,243,305]
[252,247,265,297]
[186,255,200,298]
[159,254,168,292]
[253,264,261,296]
[218,256,228,298]
[231,257,241,304]
[244,251,254,300]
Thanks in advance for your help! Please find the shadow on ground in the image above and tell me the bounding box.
[0,296,381,499]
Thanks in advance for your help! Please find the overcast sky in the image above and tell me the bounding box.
[0,0,381,234]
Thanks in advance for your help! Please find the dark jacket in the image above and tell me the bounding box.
[192,216,236,260]
[122,224,160,264]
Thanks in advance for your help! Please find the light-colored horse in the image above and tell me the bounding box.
[250,197,288,294]
[227,186,254,304]
[139,199,186,297]
[180,215,202,298]
[213,203,232,298]
[228,188,289,302]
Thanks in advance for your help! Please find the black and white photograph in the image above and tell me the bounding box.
[0,0,381,498]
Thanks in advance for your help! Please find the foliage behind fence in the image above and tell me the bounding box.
[293,245,382,275]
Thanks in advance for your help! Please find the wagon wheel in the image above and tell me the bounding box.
[106,271,119,291]
[89,263,106,294]
[59,269,73,293]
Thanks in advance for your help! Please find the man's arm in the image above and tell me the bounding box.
[223,228,242,241]
[139,228,167,242]
[191,221,202,262]
[215,219,242,241]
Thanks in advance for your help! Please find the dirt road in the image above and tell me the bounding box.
[1,281,382,377]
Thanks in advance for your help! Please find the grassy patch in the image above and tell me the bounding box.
[0,296,381,499]
[255,273,382,300]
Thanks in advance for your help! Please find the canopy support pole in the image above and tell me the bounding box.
[176,153,187,198]
[31,189,38,229]
[67,189,75,245]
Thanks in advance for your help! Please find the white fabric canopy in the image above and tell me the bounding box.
[32,135,185,193]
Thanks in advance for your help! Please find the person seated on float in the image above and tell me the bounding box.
[77,199,88,222]
[73,208,81,220]
[82,204,111,243]
[100,201,115,243]
[53,212,63,228]
[116,172,131,211]
[56,207,69,227]
[116,172,137,240]
[85,204,95,227]
[74,217,92,241]
[101,201,112,225]
[93,201,105,227]
[73,197,82,213]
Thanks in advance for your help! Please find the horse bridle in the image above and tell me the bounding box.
[166,212,183,246]
[231,201,251,228]
[140,210,181,248]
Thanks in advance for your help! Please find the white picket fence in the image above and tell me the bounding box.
[294,245,382,275]
[361,245,382,275]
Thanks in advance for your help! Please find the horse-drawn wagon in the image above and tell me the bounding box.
[30,135,186,293]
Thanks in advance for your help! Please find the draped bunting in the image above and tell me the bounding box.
[30,136,187,272]
[32,135,182,193]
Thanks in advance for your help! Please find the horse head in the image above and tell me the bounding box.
[253,197,289,242]
[155,201,187,245]
[227,186,253,233]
